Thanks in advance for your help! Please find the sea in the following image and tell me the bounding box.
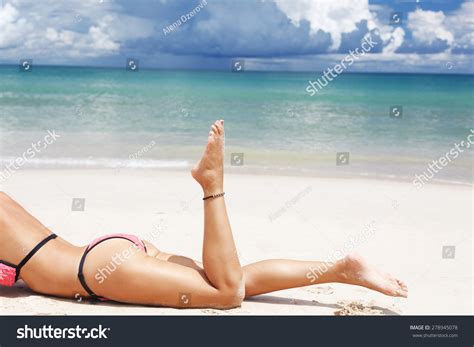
[0,65,472,184]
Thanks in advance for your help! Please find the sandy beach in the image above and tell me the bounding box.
[0,169,471,315]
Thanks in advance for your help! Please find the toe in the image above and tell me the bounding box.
[392,279,408,297]
[211,124,219,135]
[397,289,408,298]
[398,282,408,294]
[396,278,407,289]
[214,120,224,135]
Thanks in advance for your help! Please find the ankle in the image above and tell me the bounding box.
[331,258,350,284]
[202,185,224,197]
[335,256,362,285]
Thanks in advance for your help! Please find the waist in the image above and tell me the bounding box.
[20,240,87,297]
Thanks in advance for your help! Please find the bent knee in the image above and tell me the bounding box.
[215,279,245,309]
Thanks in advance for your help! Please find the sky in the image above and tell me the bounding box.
[0,0,473,73]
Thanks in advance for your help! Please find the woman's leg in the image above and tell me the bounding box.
[83,120,244,308]
[242,255,408,298]
[191,119,243,295]
[150,249,408,299]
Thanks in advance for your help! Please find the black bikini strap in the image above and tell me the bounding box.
[16,234,57,281]
[77,251,98,299]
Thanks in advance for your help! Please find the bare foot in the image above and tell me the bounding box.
[191,120,225,196]
[338,254,408,298]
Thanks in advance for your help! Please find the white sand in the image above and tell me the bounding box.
[1,169,472,315]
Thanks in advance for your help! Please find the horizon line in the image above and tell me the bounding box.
[0,63,473,76]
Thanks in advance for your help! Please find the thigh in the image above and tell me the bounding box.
[82,239,220,308]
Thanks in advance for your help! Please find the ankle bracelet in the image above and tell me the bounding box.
[203,192,225,201]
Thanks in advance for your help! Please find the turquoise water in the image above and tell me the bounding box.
[0,66,472,183]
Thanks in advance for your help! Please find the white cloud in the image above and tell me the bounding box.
[408,8,454,47]
[89,24,120,52]
[0,1,153,61]
[406,4,474,53]
[0,0,472,72]
[44,25,119,57]
[46,28,74,46]
[273,0,408,55]
[445,1,474,50]
[0,3,33,48]
[273,0,377,50]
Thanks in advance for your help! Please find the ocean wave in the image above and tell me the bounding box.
[0,156,471,186]
[0,157,190,169]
